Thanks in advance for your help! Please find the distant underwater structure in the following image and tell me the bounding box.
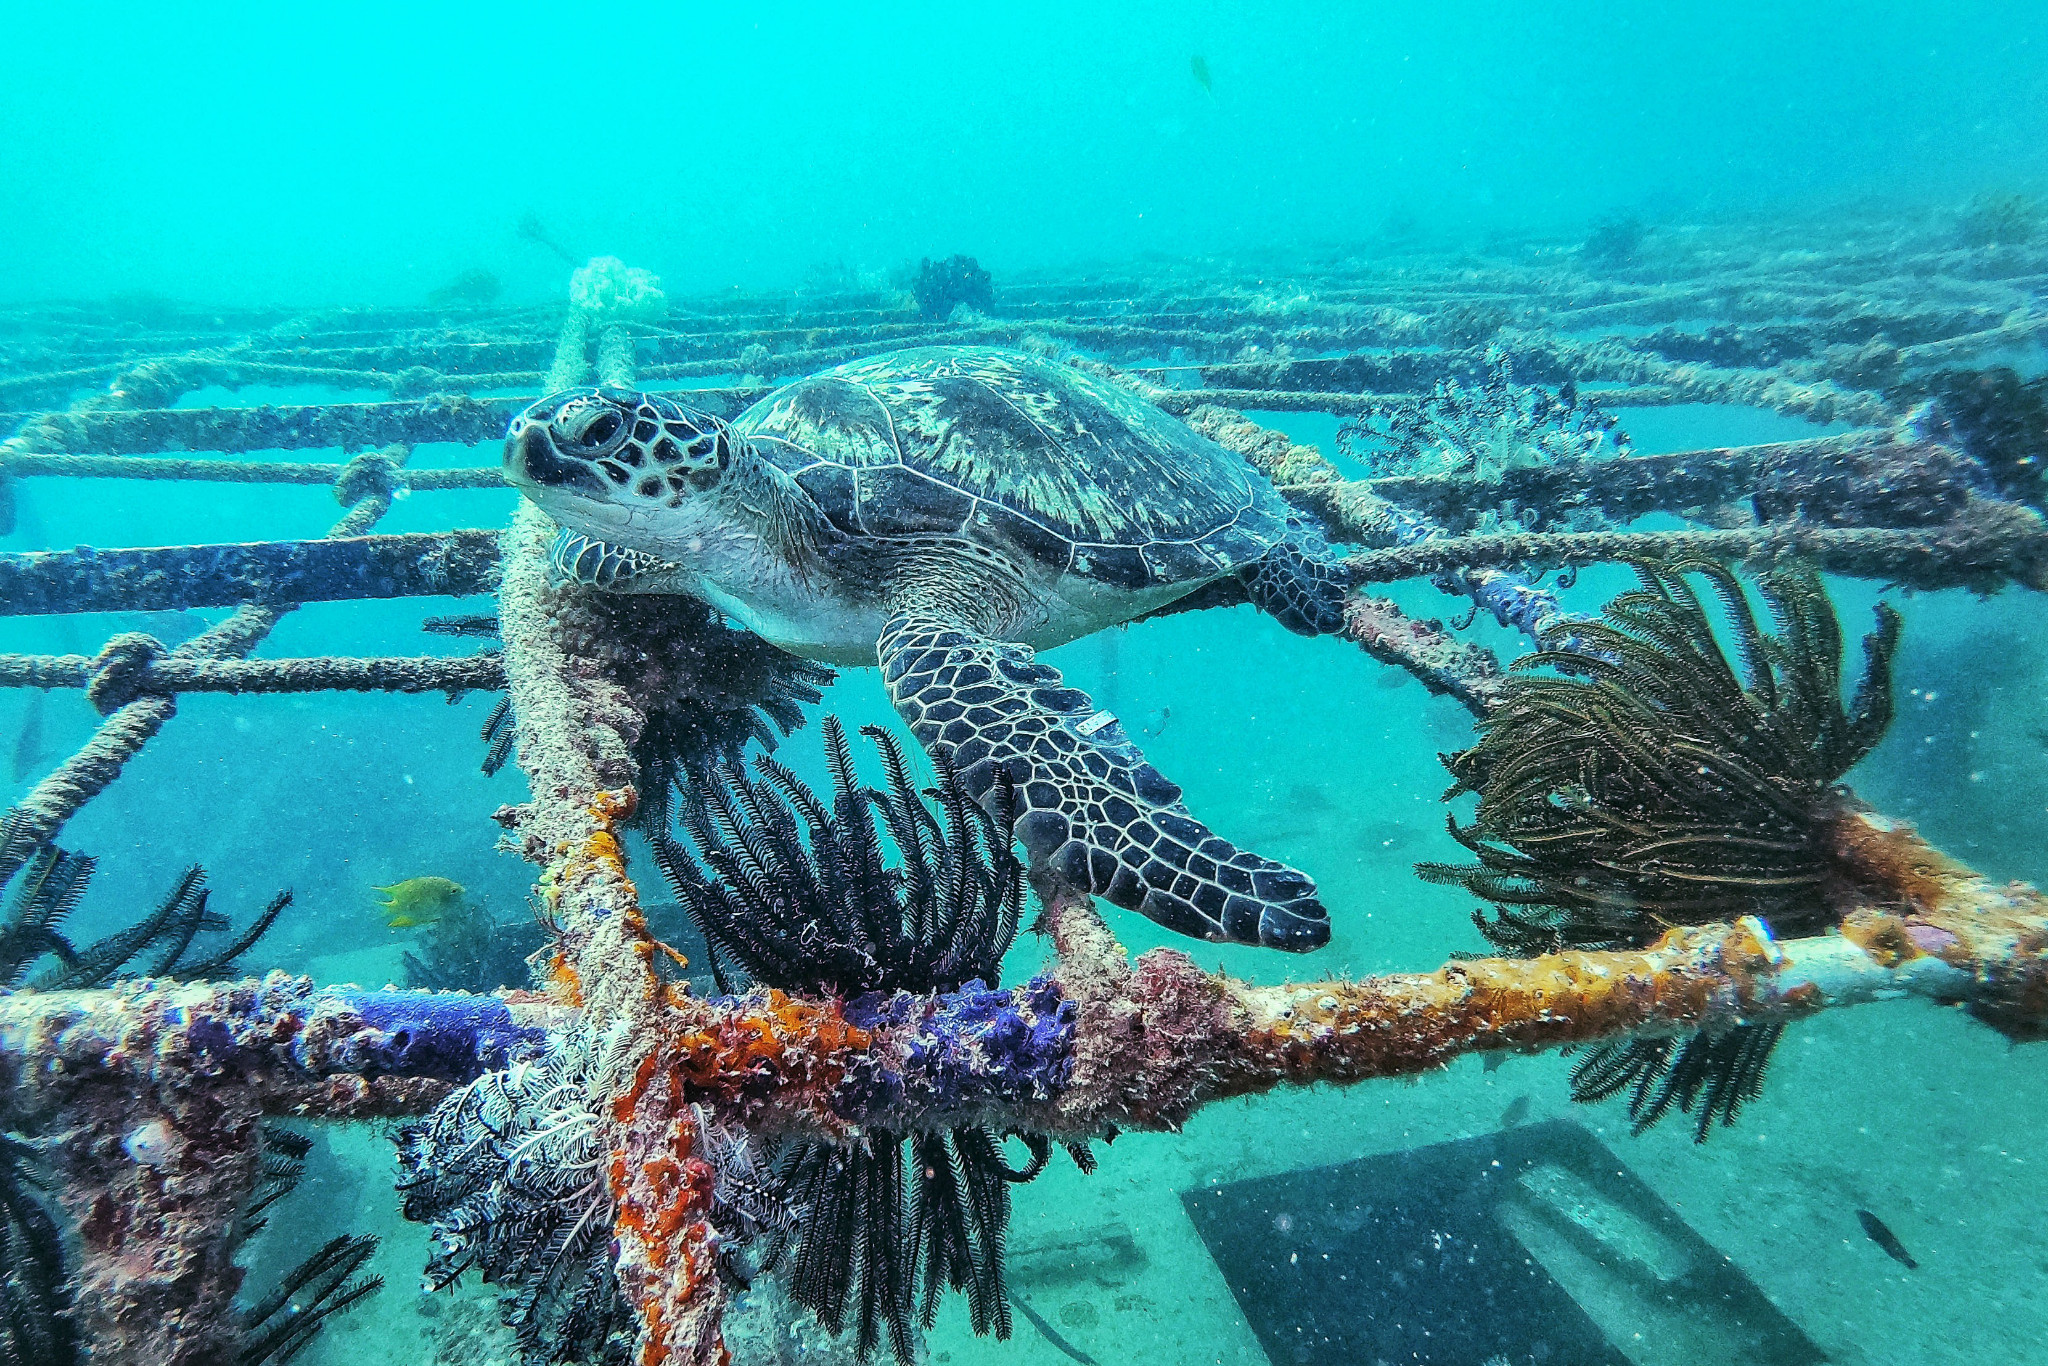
[0,209,2045,1364]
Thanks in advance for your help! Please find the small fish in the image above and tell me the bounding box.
[1009,1291,1098,1365]
[1499,1094,1532,1129]
[1857,1209,1918,1269]
[1189,54,1213,95]
[374,876,469,930]
[1140,705,1172,738]
[1374,668,1412,691]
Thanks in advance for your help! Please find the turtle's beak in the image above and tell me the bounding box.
[504,421,605,495]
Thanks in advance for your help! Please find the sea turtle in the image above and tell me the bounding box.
[503,346,1348,950]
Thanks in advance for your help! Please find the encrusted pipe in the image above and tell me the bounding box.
[0,530,502,615]
[1342,432,1981,533]
[1145,384,1681,414]
[0,451,503,487]
[0,975,564,1366]
[0,977,567,1125]
[2,816,2039,1139]
[2,396,528,456]
[1340,517,2048,594]
[589,808,2048,1149]
[1339,591,1504,715]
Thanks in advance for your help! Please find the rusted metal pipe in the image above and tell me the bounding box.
[0,530,501,615]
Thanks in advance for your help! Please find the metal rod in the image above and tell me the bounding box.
[516,801,2048,1147]
[1340,520,2048,593]
[0,979,568,1127]
[0,530,500,614]
[2,395,528,455]
[1330,433,1983,532]
[0,451,504,488]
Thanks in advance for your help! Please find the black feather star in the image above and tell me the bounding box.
[481,694,518,777]
[0,811,294,989]
[0,1132,76,1366]
[494,591,833,814]
[393,1022,794,1366]
[237,1233,383,1366]
[1418,559,1900,1140]
[628,649,834,839]
[241,1127,314,1238]
[653,717,1087,1361]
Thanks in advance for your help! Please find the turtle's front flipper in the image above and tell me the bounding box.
[878,611,1330,951]
[1243,527,1348,637]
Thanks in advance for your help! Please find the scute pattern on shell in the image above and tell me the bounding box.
[732,346,1294,589]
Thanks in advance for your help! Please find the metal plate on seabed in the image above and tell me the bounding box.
[1180,1118,1825,1366]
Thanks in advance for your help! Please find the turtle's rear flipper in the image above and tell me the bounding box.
[1243,532,1347,637]
[878,610,1330,951]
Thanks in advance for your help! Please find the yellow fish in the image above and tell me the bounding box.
[373,876,469,930]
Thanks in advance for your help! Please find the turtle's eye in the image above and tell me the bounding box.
[549,398,630,455]
[567,409,622,451]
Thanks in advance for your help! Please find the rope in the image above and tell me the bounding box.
[329,442,410,536]
[596,325,637,389]
[544,311,590,392]
[0,648,504,698]
[84,632,167,714]
[6,426,419,842]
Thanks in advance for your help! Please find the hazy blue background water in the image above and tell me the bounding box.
[5,1,2046,305]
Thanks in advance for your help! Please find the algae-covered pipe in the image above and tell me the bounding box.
[0,530,501,614]
[0,865,2032,1137]
[0,976,570,1127]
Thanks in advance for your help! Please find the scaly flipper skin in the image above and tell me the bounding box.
[1243,524,1349,638]
[878,610,1330,950]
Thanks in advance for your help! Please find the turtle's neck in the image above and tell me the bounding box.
[713,439,830,574]
[663,441,888,662]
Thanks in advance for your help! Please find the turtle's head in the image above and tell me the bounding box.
[504,388,734,528]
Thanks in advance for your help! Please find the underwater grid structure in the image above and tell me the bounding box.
[0,217,2046,1364]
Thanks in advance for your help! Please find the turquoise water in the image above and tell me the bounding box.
[6,3,2046,305]
[5,5,2048,1365]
